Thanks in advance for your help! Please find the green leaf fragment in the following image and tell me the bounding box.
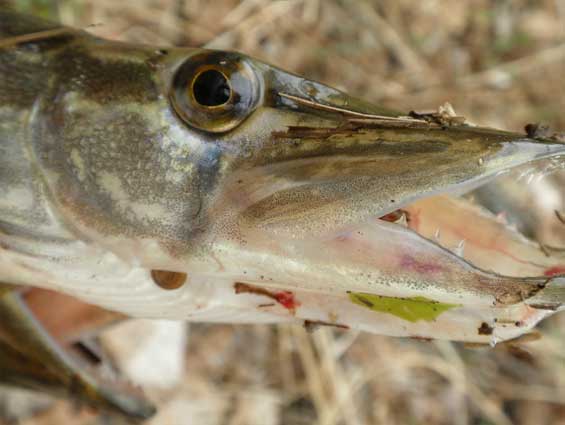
[349,292,460,323]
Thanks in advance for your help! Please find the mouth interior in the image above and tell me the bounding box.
[377,159,565,279]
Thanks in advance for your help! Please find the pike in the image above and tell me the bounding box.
[1,8,565,420]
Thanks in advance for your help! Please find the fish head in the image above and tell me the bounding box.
[153,48,565,249]
[26,34,565,338]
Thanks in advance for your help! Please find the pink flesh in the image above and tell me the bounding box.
[404,195,565,278]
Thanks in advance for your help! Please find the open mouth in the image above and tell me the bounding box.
[379,157,565,280]
[221,115,565,305]
[173,116,565,344]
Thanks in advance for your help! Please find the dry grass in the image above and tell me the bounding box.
[5,1,565,424]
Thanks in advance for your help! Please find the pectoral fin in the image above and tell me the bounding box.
[0,285,155,422]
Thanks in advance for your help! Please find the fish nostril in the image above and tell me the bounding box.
[192,69,231,107]
[151,270,188,290]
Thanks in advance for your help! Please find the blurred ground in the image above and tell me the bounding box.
[3,1,565,424]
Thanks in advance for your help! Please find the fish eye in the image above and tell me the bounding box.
[171,51,261,133]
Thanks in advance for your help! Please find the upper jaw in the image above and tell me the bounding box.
[226,116,565,240]
[219,63,565,239]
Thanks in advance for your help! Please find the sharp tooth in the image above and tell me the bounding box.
[394,212,408,227]
[496,211,508,224]
[518,167,534,182]
[434,228,441,242]
[453,240,466,257]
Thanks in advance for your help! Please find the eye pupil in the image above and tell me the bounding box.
[193,69,231,107]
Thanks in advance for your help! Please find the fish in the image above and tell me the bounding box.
[1,8,565,420]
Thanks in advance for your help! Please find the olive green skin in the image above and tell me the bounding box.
[0,11,396,259]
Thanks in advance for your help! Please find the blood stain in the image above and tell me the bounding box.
[234,282,300,313]
[400,255,443,274]
[544,266,565,277]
